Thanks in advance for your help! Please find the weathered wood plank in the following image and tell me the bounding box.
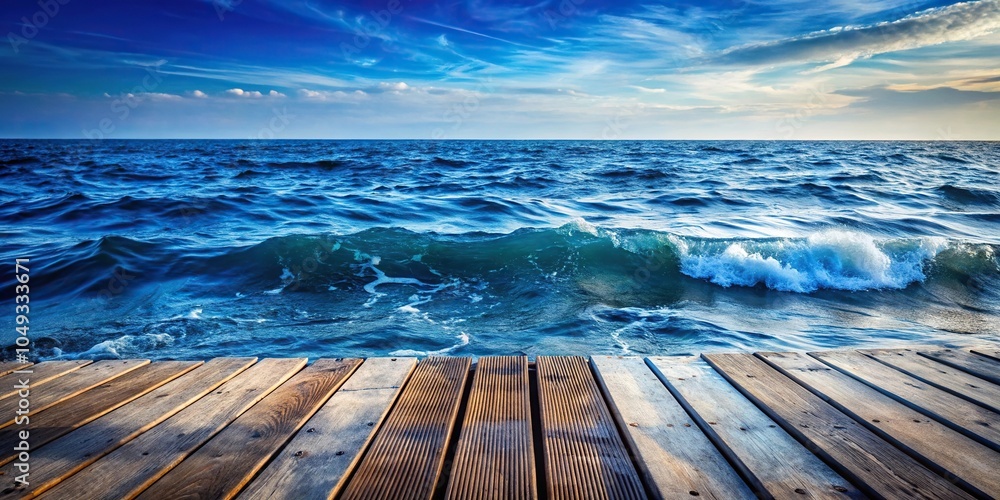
[446,356,536,500]
[0,360,91,400]
[862,348,1000,413]
[813,350,1000,451]
[538,356,646,500]
[761,351,1000,498]
[36,358,306,500]
[0,359,147,429]
[704,353,971,499]
[0,361,200,467]
[592,356,750,500]
[239,357,416,500]
[339,357,471,500]
[970,347,1000,363]
[648,356,859,500]
[0,361,32,378]
[137,358,361,500]
[0,357,255,500]
[921,348,1000,386]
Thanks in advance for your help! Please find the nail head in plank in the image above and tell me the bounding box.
[240,357,417,500]
[0,360,91,400]
[0,357,256,500]
[0,361,201,467]
[761,351,1000,498]
[446,356,536,500]
[861,348,1000,413]
[813,350,1000,450]
[920,348,1000,386]
[340,356,471,500]
[0,359,148,429]
[704,353,971,500]
[592,356,751,500]
[648,356,858,500]
[138,358,362,500]
[537,356,646,500]
[37,358,306,500]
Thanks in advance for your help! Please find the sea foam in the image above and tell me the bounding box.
[675,230,948,292]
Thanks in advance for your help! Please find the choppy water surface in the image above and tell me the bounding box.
[1,140,998,360]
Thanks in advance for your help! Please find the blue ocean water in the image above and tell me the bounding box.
[1,140,998,360]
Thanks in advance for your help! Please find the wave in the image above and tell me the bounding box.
[673,230,948,292]
[265,159,352,169]
[431,156,476,167]
[14,224,998,304]
[936,184,1000,206]
[0,155,40,167]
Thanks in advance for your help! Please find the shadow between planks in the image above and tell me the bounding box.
[0,344,997,499]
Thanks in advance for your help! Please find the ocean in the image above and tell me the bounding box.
[1,140,998,361]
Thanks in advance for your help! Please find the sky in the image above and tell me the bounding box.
[1,0,999,139]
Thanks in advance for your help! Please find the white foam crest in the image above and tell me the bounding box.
[163,307,205,321]
[362,256,457,307]
[562,217,600,236]
[678,230,948,292]
[65,333,175,360]
[389,332,470,356]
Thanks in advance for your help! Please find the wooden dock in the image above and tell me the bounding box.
[0,346,998,499]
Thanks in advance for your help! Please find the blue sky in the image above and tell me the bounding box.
[1,0,998,139]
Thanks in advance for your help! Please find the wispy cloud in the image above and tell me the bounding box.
[716,0,1000,70]
[630,85,666,93]
[836,85,1000,108]
[409,16,532,47]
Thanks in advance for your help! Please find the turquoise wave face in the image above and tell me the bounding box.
[7,224,998,361]
[1,140,999,360]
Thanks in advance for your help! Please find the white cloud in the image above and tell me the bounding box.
[268,90,286,97]
[191,90,208,98]
[101,92,184,103]
[225,88,264,98]
[297,88,368,101]
[377,82,409,92]
[718,0,1000,70]
[298,89,323,99]
[631,85,666,93]
[140,92,183,101]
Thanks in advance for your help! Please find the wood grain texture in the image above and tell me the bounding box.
[592,356,750,500]
[0,361,200,467]
[537,356,646,500]
[0,357,256,500]
[137,358,361,500]
[920,349,1000,386]
[861,348,1000,413]
[339,357,471,500]
[813,350,1000,451]
[0,359,147,429]
[705,353,971,500]
[239,357,416,500]
[446,356,536,500]
[761,351,1000,498]
[0,361,32,378]
[0,360,91,400]
[36,358,305,500]
[648,356,859,500]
